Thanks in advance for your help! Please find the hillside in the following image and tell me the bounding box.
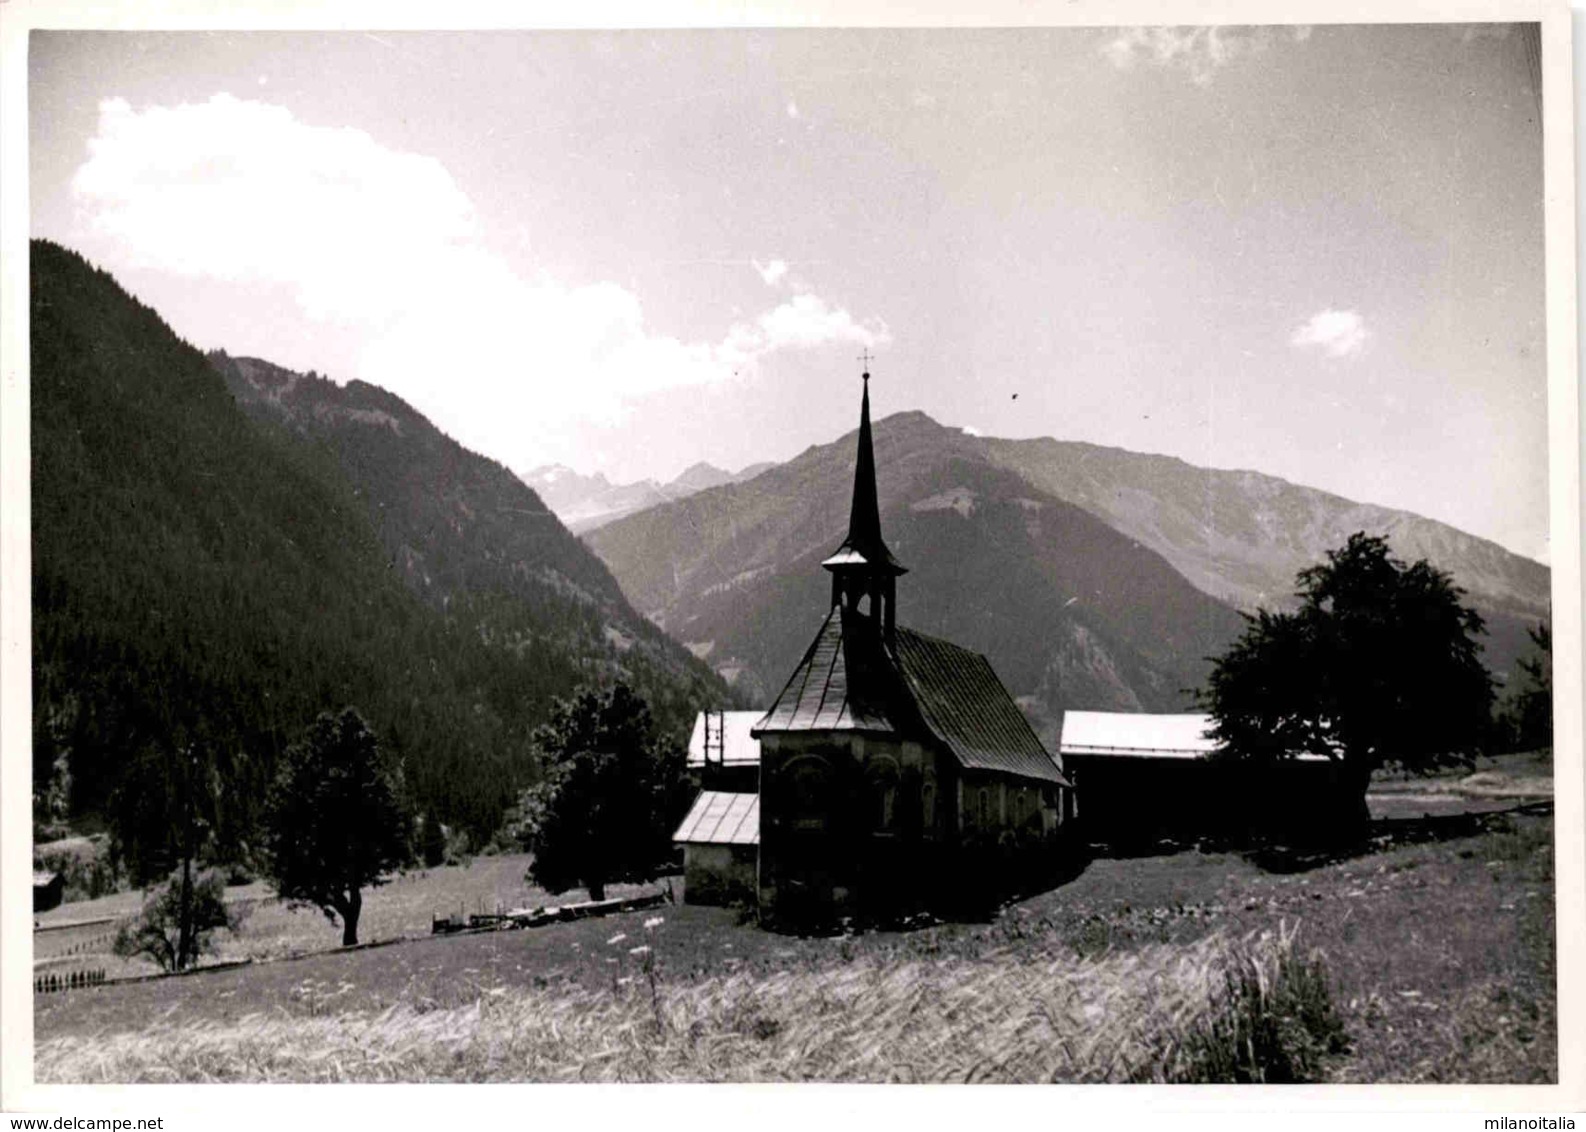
[30,239,729,846]
[587,412,1248,744]
[587,411,1550,740]
[979,435,1550,683]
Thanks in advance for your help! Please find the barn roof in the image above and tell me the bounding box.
[755,606,1070,786]
[1059,711,1221,759]
[686,711,763,767]
[673,790,759,846]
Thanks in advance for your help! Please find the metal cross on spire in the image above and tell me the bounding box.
[857,349,874,380]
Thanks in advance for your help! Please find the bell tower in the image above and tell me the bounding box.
[822,359,907,645]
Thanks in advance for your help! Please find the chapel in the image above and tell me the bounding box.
[744,369,1076,925]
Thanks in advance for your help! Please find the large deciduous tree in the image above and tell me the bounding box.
[519,683,688,901]
[1201,533,1494,828]
[263,708,413,945]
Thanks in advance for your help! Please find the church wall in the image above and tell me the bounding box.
[757,731,958,925]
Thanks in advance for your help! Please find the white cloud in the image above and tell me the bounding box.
[961,425,982,437]
[1291,309,1368,357]
[786,100,799,119]
[742,294,885,352]
[1101,26,1274,86]
[753,258,789,287]
[71,94,886,462]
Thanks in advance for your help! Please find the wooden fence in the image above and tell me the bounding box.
[34,969,107,994]
[432,890,670,934]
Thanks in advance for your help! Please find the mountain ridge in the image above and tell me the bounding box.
[29,237,732,847]
[586,409,1549,744]
[524,457,780,534]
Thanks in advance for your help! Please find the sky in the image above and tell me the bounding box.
[28,26,1551,561]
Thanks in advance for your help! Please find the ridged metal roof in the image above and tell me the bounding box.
[1059,711,1220,758]
[673,790,759,845]
[892,627,1069,785]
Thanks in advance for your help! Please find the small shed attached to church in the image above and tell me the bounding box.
[673,710,762,905]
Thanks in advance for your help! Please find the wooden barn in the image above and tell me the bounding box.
[1058,710,1351,847]
[746,373,1075,926]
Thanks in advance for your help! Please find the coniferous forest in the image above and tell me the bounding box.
[31,239,736,860]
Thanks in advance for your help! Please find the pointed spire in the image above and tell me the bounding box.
[847,375,883,556]
[824,368,905,576]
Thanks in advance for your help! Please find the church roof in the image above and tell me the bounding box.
[754,606,1070,786]
[891,627,1068,784]
[752,606,911,734]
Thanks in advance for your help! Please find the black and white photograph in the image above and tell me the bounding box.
[1,0,1580,1116]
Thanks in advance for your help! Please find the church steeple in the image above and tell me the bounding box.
[823,362,906,644]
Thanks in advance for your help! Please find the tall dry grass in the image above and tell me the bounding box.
[38,925,1344,1083]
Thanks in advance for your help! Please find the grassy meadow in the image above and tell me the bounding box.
[33,853,660,978]
[34,800,1556,1084]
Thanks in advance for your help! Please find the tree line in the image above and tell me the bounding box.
[113,680,692,970]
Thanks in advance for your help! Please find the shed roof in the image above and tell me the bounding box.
[1059,711,1220,759]
[673,791,759,846]
[686,711,763,767]
[33,871,60,888]
[755,607,1070,787]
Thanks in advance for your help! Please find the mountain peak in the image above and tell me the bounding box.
[874,409,945,433]
[670,462,734,493]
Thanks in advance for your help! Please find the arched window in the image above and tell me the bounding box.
[921,782,936,830]
[789,758,830,831]
[870,763,899,833]
[978,788,990,827]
